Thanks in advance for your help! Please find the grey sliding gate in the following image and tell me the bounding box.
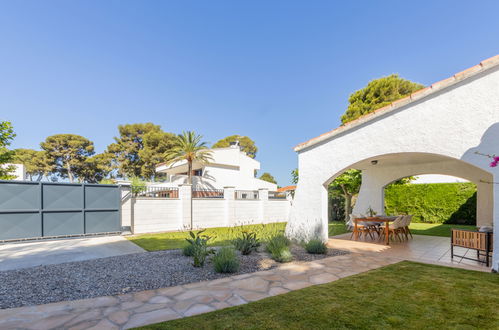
[0,181,121,241]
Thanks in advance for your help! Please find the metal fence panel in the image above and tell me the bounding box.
[0,181,121,241]
[0,182,39,210]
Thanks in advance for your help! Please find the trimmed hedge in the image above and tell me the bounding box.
[384,183,476,225]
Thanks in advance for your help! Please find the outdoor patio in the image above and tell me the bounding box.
[329,233,490,271]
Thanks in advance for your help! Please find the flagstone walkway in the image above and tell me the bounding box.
[0,252,400,330]
[0,234,490,329]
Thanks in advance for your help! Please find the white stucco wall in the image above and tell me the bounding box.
[286,64,499,270]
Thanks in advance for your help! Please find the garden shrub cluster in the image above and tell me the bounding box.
[384,183,476,225]
[266,234,292,263]
[232,230,260,255]
[305,239,327,254]
[213,246,240,273]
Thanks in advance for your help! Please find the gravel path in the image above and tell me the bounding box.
[0,246,348,309]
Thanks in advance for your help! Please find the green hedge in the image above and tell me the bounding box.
[384,183,476,225]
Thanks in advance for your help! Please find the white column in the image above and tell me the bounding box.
[476,181,494,227]
[353,169,385,216]
[120,185,133,232]
[258,188,268,223]
[224,186,235,226]
[492,177,499,272]
[179,184,192,229]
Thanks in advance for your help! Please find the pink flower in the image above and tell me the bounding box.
[491,161,498,168]
[494,156,499,162]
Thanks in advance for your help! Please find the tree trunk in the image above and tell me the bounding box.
[344,194,352,222]
[187,160,192,185]
[66,163,74,183]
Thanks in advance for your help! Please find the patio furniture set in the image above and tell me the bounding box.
[350,215,413,245]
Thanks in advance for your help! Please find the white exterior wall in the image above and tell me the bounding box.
[132,198,181,234]
[286,63,499,270]
[155,147,278,191]
[234,200,261,224]
[192,199,227,229]
[126,187,291,234]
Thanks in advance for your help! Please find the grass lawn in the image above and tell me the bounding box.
[408,223,477,237]
[128,222,348,251]
[138,261,499,330]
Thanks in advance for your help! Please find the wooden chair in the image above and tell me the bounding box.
[401,215,413,240]
[382,216,405,242]
[451,229,493,267]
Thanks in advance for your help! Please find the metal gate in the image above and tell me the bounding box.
[0,181,121,241]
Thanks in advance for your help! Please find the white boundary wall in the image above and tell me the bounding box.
[122,185,290,234]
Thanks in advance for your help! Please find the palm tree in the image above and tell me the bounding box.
[164,131,213,185]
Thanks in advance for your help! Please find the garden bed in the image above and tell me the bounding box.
[0,246,348,309]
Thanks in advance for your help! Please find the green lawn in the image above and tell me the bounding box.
[138,261,499,330]
[408,223,476,237]
[128,222,348,251]
[128,222,475,251]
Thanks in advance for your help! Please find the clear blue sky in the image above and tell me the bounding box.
[1,1,498,185]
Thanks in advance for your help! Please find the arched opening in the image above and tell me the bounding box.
[321,152,494,236]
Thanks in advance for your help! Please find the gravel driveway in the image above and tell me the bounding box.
[0,247,348,309]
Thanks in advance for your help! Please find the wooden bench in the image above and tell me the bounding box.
[451,229,493,267]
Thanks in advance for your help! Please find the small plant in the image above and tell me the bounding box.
[305,239,328,254]
[182,244,195,257]
[213,246,240,273]
[185,229,215,267]
[265,234,290,253]
[266,234,293,263]
[232,230,260,255]
[366,206,377,217]
[271,247,293,263]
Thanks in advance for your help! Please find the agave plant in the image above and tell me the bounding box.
[184,229,215,267]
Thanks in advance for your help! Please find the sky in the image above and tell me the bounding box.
[1,1,499,185]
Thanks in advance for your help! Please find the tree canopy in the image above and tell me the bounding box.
[291,168,299,184]
[164,131,213,185]
[212,135,257,158]
[0,121,16,179]
[341,74,424,124]
[259,172,277,184]
[107,123,176,180]
[40,134,95,183]
[13,149,53,181]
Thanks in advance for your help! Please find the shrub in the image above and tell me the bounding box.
[232,231,260,255]
[265,234,290,254]
[385,183,476,225]
[305,239,328,254]
[271,247,293,263]
[185,230,215,267]
[213,247,240,273]
[266,234,292,263]
[182,244,195,257]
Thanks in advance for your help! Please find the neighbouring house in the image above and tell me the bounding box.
[285,54,499,271]
[1,164,26,181]
[154,143,278,191]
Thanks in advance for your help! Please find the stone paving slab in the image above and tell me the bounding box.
[1,234,489,330]
[0,253,401,329]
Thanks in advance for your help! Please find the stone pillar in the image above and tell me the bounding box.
[476,180,494,227]
[179,184,192,229]
[258,188,269,223]
[224,186,235,226]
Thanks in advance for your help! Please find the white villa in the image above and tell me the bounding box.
[286,54,499,271]
[154,142,278,191]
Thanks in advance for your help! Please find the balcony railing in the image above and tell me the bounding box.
[235,190,259,200]
[133,186,179,198]
[268,191,287,200]
[192,189,224,199]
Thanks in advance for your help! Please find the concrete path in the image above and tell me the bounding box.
[0,252,401,329]
[0,236,145,271]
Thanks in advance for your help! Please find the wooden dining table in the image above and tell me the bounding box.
[353,216,398,245]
